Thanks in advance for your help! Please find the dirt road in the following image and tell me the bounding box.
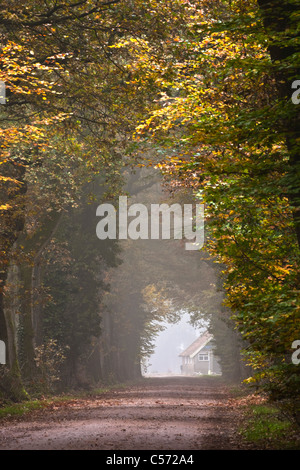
[0,377,252,450]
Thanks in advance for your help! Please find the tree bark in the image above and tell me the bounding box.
[0,161,27,369]
[18,212,62,380]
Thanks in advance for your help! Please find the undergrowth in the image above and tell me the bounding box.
[240,402,300,449]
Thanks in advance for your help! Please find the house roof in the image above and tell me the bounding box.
[179,331,213,358]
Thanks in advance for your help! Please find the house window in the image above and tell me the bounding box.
[198,353,209,361]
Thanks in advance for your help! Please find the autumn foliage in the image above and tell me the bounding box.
[0,0,299,411]
[123,0,300,398]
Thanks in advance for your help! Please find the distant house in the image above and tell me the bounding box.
[179,331,221,376]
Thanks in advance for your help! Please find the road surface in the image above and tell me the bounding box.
[0,377,252,450]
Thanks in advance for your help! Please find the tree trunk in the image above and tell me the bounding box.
[3,263,21,369]
[0,162,27,399]
[18,212,62,381]
[0,162,27,363]
[0,262,27,401]
[19,264,36,380]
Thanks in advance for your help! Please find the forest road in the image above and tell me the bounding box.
[0,377,252,450]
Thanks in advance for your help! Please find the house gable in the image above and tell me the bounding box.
[179,331,213,359]
[179,330,222,376]
[190,338,213,359]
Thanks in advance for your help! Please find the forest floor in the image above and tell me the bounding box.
[0,376,298,450]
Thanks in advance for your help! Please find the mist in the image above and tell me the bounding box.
[144,312,205,376]
[99,166,236,381]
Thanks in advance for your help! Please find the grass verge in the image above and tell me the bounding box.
[0,380,140,421]
[239,402,300,449]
